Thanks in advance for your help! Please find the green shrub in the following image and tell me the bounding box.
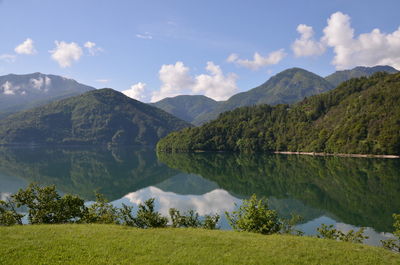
[134,198,168,228]
[317,224,369,243]
[12,183,85,224]
[169,208,220,229]
[381,214,400,252]
[226,194,282,235]
[0,199,23,226]
[82,193,119,224]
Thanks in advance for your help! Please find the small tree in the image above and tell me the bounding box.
[226,194,281,234]
[381,214,400,252]
[0,198,23,226]
[83,193,119,224]
[317,224,369,244]
[134,198,168,228]
[12,183,85,224]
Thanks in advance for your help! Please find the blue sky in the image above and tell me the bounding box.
[1,0,400,102]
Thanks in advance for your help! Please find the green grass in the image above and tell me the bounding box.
[0,225,398,265]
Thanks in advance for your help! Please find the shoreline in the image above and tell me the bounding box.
[274,151,400,159]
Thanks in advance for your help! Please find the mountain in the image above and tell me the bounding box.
[0,88,191,146]
[194,68,334,124]
[157,72,400,155]
[150,95,221,124]
[0,73,95,118]
[325,65,398,87]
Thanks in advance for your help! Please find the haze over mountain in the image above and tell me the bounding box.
[0,88,191,146]
[158,72,400,155]
[0,73,95,118]
[325,65,398,87]
[150,95,221,124]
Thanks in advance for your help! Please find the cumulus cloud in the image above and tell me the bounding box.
[292,24,326,57]
[49,41,83,68]
[136,32,153,40]
[122,82,147,101]
[293,12,400,70]
[227,49,286,70]
[0,54,16,63]
[151,61,238,102]
[84,41,103,55]
[14,38,36,55]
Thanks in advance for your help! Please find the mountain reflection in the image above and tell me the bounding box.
[158,152,400,232]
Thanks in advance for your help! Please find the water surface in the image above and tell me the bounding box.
[0,146,399,246]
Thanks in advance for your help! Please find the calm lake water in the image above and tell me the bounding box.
[0,146,399,246]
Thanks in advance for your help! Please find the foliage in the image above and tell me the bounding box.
[0,88,190,146]
[0,198,23,226]
[226,194,282,235]
[82,193,119,224]
[130,198,168,228]
[12,183,85,224]
[2,225,400,265]
[169,208,220,229]
[158,72,400,155]
[381,214,400,252]
[317,224,369,244]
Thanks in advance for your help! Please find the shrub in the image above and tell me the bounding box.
[12,183,85,224]
[226,194,282,235]
[317,224,369,243]
[82,193,119,224]
[381,214,400,252]
[0,199,23,226]
[134,198,168,228]
[169,208,220,229]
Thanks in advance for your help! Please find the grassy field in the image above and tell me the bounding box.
[0,224,398,265]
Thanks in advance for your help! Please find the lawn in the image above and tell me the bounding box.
[0,224,398,265]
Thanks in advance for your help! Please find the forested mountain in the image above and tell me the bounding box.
[0,88,191,146]
[0,73,95,118]
[192,68,334,124]
[151,95,221,124]
[157,72,400,155]
[325,65,398,87]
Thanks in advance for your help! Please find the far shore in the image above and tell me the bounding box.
[274,151,400,159]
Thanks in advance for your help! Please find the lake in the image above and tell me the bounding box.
[0,145,399,246]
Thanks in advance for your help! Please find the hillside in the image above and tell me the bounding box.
[1,225,398,265]
[194,68,334,124]
[0,73,94,118]
[0,88,190,146]
[325,65,398,87]
[151,95,220,124]
[157,72,400,155]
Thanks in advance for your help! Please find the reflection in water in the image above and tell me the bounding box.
[0,146,399,246]
[158,152,400,232]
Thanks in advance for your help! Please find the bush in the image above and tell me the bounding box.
[12,183,85,224]
[169,208,220,229]
[226,194,282,235]
[317,224,369,244]
[381,214,400,252]
[134,198,168,228]
[0,199,23,226]
[83,193,119,224]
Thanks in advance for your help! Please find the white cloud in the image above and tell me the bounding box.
[84,41,103,55]
[30,76,51,91]
[1,81,19,95]
[151,61,238,102]
[14,38,36,55]
[136,32,153,40]
[193,62,238,100]
[0,54,16,63]
[227,49,286,70]
[292,24,326,57]
[151,61,194,102]
[49,41,83,68]
[293,12,400,70]
[122,82,147,101]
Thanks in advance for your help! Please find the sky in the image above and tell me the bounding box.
[1,0,400,102]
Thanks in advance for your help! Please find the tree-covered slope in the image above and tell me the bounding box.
[325,65,398,87]
[150,95,220,124]
[0,88,191,146]
[195,68,334,124]
[0,73,95,118]
[157,72,400,155]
